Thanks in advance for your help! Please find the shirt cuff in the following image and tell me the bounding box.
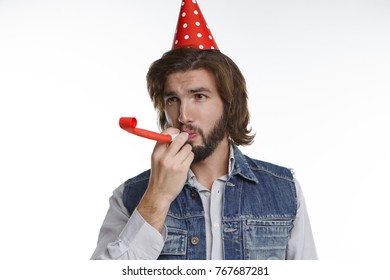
[118,209,166,259]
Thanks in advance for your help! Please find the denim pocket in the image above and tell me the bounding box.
[160,227,187,256]
[243,219,293,260]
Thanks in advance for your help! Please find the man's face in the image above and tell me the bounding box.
[163,69,227,163]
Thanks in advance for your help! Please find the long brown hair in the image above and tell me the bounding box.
[146,48,254,146]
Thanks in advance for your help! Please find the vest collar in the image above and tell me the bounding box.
[231,145,259,184]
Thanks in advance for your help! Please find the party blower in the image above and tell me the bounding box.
[119,117,178,143]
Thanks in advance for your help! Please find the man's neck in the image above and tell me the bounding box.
[191,138,230,190]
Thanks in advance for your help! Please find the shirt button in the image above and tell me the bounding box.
[190,236,199,246]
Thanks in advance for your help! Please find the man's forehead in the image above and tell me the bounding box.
[165,69,216,88]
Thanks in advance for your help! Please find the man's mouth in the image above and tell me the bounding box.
[182,129,198,141]
[182,128,198,141]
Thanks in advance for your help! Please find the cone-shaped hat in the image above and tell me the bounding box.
[172,0,218,50]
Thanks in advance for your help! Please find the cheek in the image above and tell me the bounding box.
[206,106,223,121]
[164,109,178,127]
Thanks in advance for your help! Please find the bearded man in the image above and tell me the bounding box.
[91,47,317,260]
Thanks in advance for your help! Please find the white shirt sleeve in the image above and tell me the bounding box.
[90,184,166,260]
[286,179,318,260]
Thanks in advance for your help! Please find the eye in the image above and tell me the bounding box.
[195,94,207,100]
[165,96,179,105]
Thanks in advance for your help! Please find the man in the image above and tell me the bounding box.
[91,1,317,260]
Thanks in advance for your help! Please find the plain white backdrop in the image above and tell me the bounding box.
[1,0,389,278]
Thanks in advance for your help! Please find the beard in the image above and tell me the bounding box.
[180,115,227,164]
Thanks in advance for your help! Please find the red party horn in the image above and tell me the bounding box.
[119,117,177,143]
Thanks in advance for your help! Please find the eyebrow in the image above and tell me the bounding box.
[163,91,177,99]
[163,87,211,98]
[188,87,211,94]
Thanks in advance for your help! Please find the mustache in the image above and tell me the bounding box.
[179,123,199,133]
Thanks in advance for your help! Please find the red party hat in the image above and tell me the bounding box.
[172,0,219,50]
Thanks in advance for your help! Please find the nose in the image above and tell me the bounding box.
[178,101,192,125]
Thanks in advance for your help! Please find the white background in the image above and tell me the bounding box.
[1,0,389,278]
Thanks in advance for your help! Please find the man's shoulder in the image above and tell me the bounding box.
[242,154,294,182]
[121,169,151,214]
[124,169,151,185]
[123,169,151,191]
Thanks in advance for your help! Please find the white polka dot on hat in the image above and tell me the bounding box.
[172,0,219,50]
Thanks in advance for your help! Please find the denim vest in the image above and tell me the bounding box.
[123,146,297,260]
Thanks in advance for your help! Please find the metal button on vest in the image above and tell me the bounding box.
[190,236,199,245]
[190,190,198,199]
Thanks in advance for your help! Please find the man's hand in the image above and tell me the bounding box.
[137,127,194,232]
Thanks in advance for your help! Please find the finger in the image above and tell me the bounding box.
[182,150,194,169]
[163,127,180,136]
[174,143,193,164]
[166,132,189,155]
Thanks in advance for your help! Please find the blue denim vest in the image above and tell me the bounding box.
[123,146,297,260]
